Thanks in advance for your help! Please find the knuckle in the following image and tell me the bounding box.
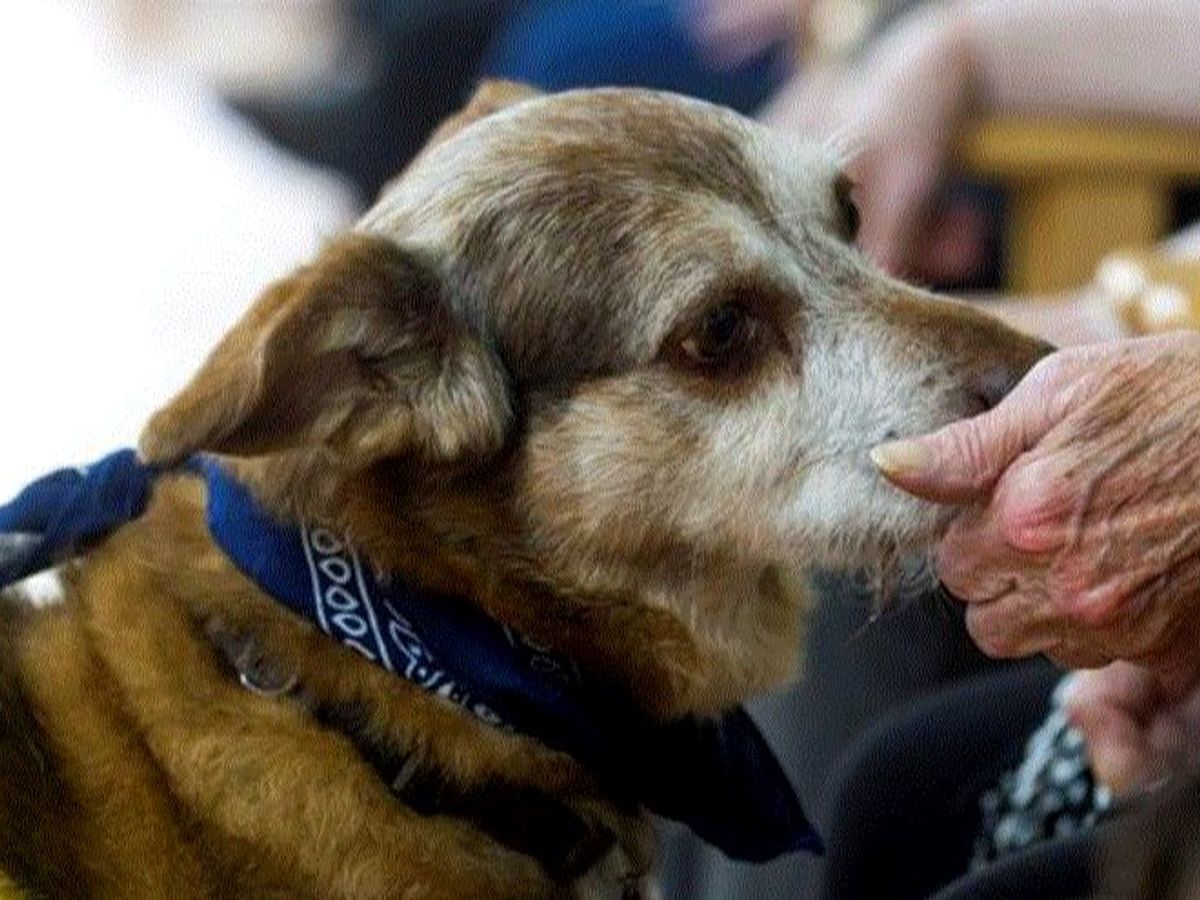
[1022,357,1060,396]
[934,537,974,593]
[965,608,1018,658]
[993,470,1067,553]
[1026,351,1066,390]
[995,493,1044,551]
[993,485,1030,545]
[934,561,969,598]
[1067,583,1127,630]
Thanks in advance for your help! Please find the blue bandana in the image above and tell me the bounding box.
[0,449,821,861]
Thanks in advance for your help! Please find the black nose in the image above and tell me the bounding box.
[974,365,1022,411]
[973,338,1054,411]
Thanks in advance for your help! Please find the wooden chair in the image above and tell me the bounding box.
[955,118,1200,293]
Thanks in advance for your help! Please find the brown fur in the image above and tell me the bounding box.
[0,83,1048,896]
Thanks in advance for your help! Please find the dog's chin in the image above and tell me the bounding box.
[851,489,951,606]
[772,466,949,602]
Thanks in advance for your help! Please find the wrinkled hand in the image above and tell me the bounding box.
[1064,663,1200,796]
[872,334,1200,693]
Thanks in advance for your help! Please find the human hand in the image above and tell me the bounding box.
[689,0,808,68]
[871,334,1200,692]
[763,5,975,274]
[1064,663,1200,796]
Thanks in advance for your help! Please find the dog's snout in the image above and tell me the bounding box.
[973,336,1054,410]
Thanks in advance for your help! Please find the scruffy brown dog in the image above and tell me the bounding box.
[0,83,1047,898]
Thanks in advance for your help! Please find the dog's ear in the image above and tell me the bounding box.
[424,80,543,150]
[139,233,511,469]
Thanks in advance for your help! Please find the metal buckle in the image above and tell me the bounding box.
[237,664,299,698]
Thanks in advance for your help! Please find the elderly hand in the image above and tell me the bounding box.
[1064,663,1200,796]
[872,333,1200,693]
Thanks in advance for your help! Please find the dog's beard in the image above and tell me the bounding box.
[793,489,947,617]
[863,544,939,614]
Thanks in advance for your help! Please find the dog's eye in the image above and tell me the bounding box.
[680,303,757,368]
[834,173,860,242]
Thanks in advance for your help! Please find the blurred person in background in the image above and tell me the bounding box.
[479,0,799,115]
[764,0,1200,281]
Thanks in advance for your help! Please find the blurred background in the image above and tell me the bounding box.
[2,1,1199,897]
[5,0,1199,497]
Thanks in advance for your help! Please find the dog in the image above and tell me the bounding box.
[0,82,1048,898]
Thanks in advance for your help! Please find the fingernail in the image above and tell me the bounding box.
[870,440,934,477]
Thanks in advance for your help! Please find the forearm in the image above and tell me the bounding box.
[965,0,1200,126]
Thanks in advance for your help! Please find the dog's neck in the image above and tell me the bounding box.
[84,463,816,864]
[221,452,807,720]
[64,471,664,890]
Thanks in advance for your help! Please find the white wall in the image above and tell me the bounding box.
[0,3,356,498]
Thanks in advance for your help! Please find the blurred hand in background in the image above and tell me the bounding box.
[764,0,1200,279]
[689,0,810,68]
[763,2,979,277]
[1065,663,1200,797]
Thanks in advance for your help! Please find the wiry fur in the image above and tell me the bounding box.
[0,83,1047,897]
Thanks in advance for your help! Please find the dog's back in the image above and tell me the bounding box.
[0,597,92,896]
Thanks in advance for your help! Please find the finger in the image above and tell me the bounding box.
[936,504,1051,601]
[870,355,1072,505]
[1068,696,1152,795]
[1061,663,1159,715]
[988,451,1082,554]
[963,592,1058,658]
[934,507,993,598]
[857,153,933,275]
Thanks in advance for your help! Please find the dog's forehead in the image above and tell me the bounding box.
[361,90,841,382]
[368,90,835,237]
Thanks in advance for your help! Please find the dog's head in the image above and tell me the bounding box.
[141,84,1047,714]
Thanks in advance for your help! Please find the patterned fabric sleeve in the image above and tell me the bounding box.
[971,676,1113,870]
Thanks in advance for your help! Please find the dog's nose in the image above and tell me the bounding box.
[974,365,1022,411]
[973,337,1054,410]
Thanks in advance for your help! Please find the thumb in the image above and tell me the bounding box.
[869,365,1065,504]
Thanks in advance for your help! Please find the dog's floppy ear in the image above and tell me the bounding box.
[139,233,511,469]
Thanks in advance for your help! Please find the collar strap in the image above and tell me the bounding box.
[0,450,822,861]
[204,623,615,883]
[0,450,169,585]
